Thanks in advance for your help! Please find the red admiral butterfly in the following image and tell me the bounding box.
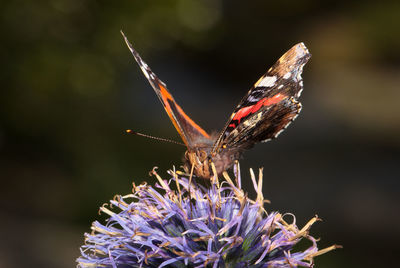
[122,31,311,178]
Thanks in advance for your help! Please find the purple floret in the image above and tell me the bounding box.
[77,162,338,267]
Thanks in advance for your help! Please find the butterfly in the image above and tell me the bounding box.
[121,31,311,179]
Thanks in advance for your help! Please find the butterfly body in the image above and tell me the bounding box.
[122,32,311,179]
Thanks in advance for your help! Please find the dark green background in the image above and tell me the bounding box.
[1,0,399,267]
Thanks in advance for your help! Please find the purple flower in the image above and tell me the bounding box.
[77,162,338,267]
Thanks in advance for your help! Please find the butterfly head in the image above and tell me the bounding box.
[184,149,211,178]
[184,146,240,179]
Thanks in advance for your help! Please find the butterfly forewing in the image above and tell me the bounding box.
[212,43,311,154]
[121,31,210,147]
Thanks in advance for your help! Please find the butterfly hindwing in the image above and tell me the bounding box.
[212,43,311,153]
[121,31,210,147]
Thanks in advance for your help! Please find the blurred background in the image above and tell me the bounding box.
[1,0,399,267]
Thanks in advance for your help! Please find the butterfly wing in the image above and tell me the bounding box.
[121,31,210,147]
[212,43,311,154]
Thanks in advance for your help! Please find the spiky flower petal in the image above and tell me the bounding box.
[77,162,338,267]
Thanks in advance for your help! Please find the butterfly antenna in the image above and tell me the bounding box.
[125,129,186,146]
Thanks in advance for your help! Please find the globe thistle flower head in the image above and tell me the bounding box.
[77,162,338,267]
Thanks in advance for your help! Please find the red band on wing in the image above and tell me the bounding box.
[232,93,286,123]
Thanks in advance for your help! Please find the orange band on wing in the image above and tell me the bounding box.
[158,83,210,144]
[175,105,210,139]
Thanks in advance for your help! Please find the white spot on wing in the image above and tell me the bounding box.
[296,89,303,98]
[296,81,304,97]
[140,66,150,79]
[283,72,291,79]
[274,128,285,138]
[257,76,277,87]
